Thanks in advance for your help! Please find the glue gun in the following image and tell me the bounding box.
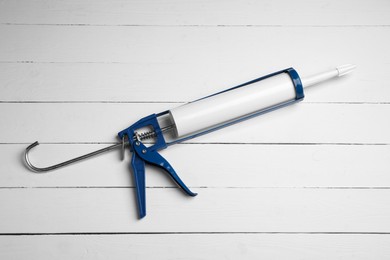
[25,64,356,218]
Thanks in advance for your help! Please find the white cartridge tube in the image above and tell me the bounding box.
[169,73,297,138]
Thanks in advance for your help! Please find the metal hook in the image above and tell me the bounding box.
[24,125,172,173]
[24,138,128,173]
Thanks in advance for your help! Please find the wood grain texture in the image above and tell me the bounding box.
[1,188,390,233]
[1,234,390,259]
[0,0,389,25]
[0,26,388,102]
[2,144,390,188]
[0,103,388,144]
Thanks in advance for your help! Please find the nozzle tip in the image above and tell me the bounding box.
[336,64,356,76]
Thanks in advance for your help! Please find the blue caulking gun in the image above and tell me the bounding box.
[25,64,355,218]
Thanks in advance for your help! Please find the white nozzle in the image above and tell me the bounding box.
[301,64,356,88]
[336,64,356,76]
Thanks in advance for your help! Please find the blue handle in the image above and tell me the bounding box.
[132,141,197,198]
[119,114,196,219]
[130,152,146,219]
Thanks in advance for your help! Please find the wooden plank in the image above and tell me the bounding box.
[1,234,390,259]
[0,26,387,102]
[2,144,390,188]
[0,0,389,25]
[0,60,384,103]
[0,188,390,233]
[2,25,370,63]
[0,103,388,144]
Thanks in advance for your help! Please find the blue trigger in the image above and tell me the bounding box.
[118,114,196,218]
[130,152,146,219]
[132,142,197,197]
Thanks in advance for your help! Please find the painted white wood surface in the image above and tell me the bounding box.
[0,26,389,102]
[0,0,390,259]
[2,234,390,260]
[3,60,387,103]
[2,144,390,188]
[0,0,389,25]
[1,188,390,233]
[0,103,388,143]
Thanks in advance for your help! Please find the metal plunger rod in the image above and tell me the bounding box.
[24,125,174,173]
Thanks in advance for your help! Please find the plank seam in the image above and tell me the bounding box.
[1,232,390,236]
[1,101,389,105]
[2,142,389,145]
[1,187,390,189]
[1,23,390,27]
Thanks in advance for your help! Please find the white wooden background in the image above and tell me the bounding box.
[0,0,390,259]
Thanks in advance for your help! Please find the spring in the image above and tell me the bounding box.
[134,125,174,141]
[138,130,157,140]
